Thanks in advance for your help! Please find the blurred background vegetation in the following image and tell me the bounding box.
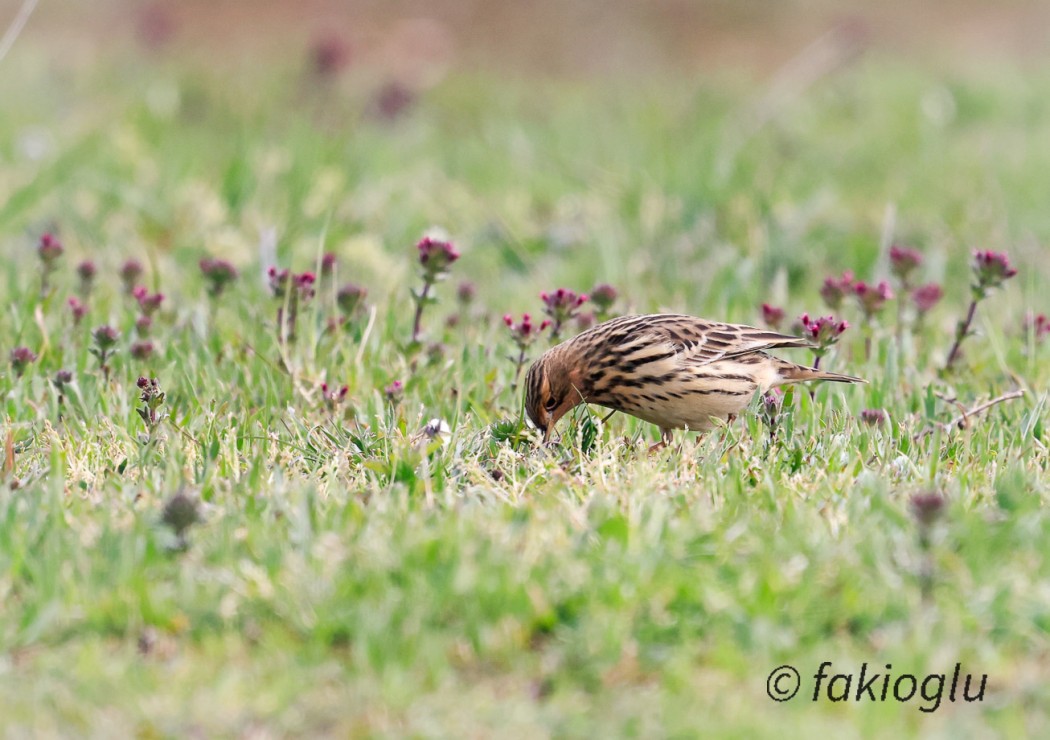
[20,0,1050,75]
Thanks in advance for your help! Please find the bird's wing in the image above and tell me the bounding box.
[598,314,809,367]
[572,315,812,396]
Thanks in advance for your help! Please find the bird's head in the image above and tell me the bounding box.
[524,346,584,443]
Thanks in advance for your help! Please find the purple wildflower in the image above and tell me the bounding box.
[120,259,144,294]
[384,380,403,402]
[761,303,785,330]
[456,281,476,305]
[337,283,368,316]
[133,286,164,317]
[68,297,88,325]
[910,491,946,527]
[590,283,618,318]
[417,237,460,279]
[131,340,155,360]
[972,250,1018,296]
[38,232,63,264]
[540,288,588,339]
[799,313,849,361]
[889,245,923,284]
[10,347,37,377]
[321,382,350,410]
[820,271,855,310]
[854,280,894,320]
[912,283,944,315]
[860,408,888,427]
[199,257,239,297]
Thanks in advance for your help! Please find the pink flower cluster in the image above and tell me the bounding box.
[68,297,88,325]
[860,408,888,427]
[761,303,785,330]
[38,233,63,264]
[268,267,317,301]
[760,390,783,431]
[90,325,120,376]
[540,288,589,339]
[816,248,946,324]
[312,33,351,78]
[417,237,460,279]
[268,267,317,343]
[799,313,849,354]
[321,382,349,409]
[911,283,943,315]
[133,286,165,317]
[503,313,551,349]
[92,325,120,349]
[1025,312,1050,343]
[337,284,368,315]
[131,340,155,360]
[590,283,618,314]
[820,271,855,310]
[37,232,64,294]
[120,259,144,293]
[889,245,923,283]
[130,284,164,357]
[887,244,942,316]
[10,346,37,377]
[136,376,165,426]
[972,250,1017,293]
[200,257,239,297]
[540,288,587,313]
[854,280,894,319]
[910,491,946,527]
[76,260,97,289]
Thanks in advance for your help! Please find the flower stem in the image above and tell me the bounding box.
[512,347,527,389]
[287,296,299,344]
[895,278,908,341]
[944,297,979,371]
[411,280,432,345]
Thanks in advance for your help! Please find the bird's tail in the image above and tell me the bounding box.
[778,362,865,384]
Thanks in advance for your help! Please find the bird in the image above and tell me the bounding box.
[524,313,863,445]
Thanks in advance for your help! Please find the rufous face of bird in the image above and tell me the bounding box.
[523,313,863,444]
[524,347,585,442]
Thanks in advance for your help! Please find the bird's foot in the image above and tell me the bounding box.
[648,429,675,454]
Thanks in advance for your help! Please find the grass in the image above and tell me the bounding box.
[1,42,1049,736]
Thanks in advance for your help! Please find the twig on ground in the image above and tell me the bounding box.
[918,390,1025,439]
[946,390,1025,430]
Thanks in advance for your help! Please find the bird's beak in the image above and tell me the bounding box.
[542,401,572,445]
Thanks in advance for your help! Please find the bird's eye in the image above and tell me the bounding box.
[544,397,558,411]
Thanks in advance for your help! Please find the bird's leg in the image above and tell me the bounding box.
[648,427,674,454]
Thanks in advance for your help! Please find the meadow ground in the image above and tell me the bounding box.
[2,12,1050,737]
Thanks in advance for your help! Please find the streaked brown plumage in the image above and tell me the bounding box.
[524,313,863,444]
